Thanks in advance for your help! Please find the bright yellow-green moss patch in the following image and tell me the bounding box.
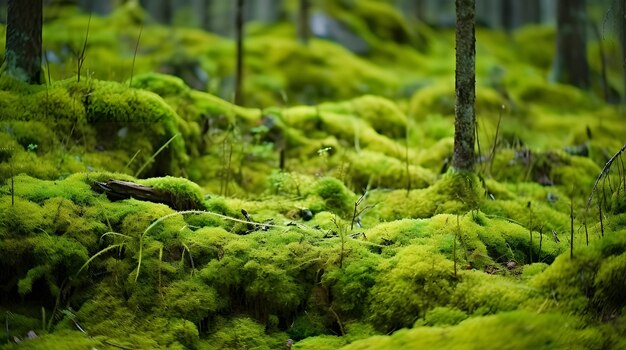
[343,311,604,350]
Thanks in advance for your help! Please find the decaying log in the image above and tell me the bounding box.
[91,180,201,211]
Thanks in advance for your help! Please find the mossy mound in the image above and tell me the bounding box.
[1,3,626,349]
[343,311,604,350]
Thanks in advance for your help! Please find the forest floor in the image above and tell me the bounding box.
[1,2,626,350]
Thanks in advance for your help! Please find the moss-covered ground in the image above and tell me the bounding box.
[1,2,625,349]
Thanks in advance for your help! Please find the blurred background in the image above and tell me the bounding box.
[0,0,622,109]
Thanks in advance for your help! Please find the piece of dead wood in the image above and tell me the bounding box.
[91,180,201,211]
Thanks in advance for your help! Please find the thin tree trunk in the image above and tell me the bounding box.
[553,0,589,89]
[4,0,42,84]
[617,0,626,102]
[298,0,310,44]
[234,0,245,105]
[452,0,476,171]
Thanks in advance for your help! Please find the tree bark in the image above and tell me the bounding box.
[298,0,310,44]
[553,0,589,89]
[4,0,42,84]
[234,0,245,105]
[452,0,476,171]
[617,0,626,102]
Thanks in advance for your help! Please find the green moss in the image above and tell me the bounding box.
[309,177,355,217]
[293,335,347,350]
[409,83,508,120]
[139,176,206,210]
[367,245,455,331]
[322,250,381,316]
[420,307,468,327]
[161,278,221,323]
[131,72,191,97]
[8,173,94,205]
[1,330,104,350]
[347,151,435,191]
[513,25,556,71]
[320,95,408,138]
[532,231,626,319]
[287,313,330,340]
[203,316,286,350]
[513,81,599,113]
[343,311,604,350]
[452,271,536,316]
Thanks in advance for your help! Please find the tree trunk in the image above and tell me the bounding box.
[617,0,626,102]
[234,0,245,105]
[552,0,589,89]
[452,0,476,171]
[4,0,42,84]
[298,0,310,44]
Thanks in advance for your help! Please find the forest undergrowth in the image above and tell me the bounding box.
[0,2,625,349]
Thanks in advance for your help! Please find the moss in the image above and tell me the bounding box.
[293,335,347,350]
[368,170,483,221]
[513,81,599,113]
[532,231,626,319]
[203,316,286,350]
[420,307,468,327]
[409,83,508,120]
[287,313,330,341]
[0,197,49,237]
[8,173,94,205]
[131,72,191,97]
[161,278,221,323]
[513,25,556,71]
[322,250,381,316]
[320,95,408,138]
[1,330,104,349]
[347,151,435,191]
[139,176,206,210]
[343,311,604,350]
[73,292,200,349]
[367,245,455,331]
[309,177,355,217]
[452,271,536,316]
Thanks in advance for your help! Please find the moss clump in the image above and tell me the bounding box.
[203,316,287,350]
[161,278,222,323]
[513,81,598,113]
[1,330,104,350]
[309,177,355,217]
[532,230,626,319]
[513,25,555,71]
[367,245,455,331]
[420,307,468,327]
[293,335,347,350]
[343,311,604,350]
[139,176,206,210]
[347,151,435,191]
[409,83,508,120]
[320,95,408,138]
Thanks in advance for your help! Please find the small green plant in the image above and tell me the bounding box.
[317,146,332,175]
[331,216,348,269]
[76,12,91,83]
[129,23,143,87]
